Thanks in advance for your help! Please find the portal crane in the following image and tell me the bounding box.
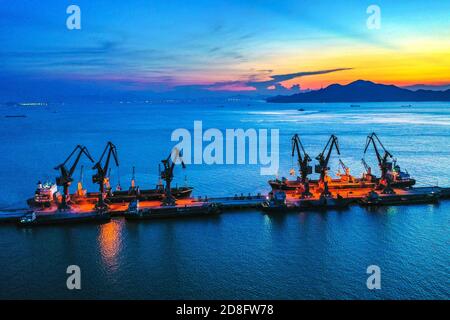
[361,158,370,173]
[55,145,94,209]
[92,142,119,209]
[315,134,340,183]
[361,158,376,182]
[160,148,185,206]
[291,134,312,183]
[363,132,393,182]
[338,159,348,173]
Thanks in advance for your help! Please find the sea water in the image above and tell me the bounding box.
[0,101,448,299]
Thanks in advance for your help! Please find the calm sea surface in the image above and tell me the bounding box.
[0,101,449,299]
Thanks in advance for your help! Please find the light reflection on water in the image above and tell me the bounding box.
[98,219,123,272]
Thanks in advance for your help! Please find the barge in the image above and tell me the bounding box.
[124,200,220,220]
[359,190,440,206]
[18,210,111,227]
[261,191,351,213]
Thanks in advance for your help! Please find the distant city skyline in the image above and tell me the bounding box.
[1,1,449,100]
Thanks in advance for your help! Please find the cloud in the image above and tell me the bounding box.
[246,68,353,92]
[161,67,353,97]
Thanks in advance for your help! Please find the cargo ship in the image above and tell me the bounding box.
[269,133,415,195]
[27,143,193,210]
[27,183,192,208]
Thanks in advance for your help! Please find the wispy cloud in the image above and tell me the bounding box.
[246,68,353,91]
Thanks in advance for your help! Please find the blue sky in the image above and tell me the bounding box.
[1,0,449,101]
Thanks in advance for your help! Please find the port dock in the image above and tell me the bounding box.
[2,133,448,226]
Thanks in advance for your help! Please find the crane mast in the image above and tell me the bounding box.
[160,148,185,206]
[363,132,393,181]
[55,145,94,209]
[315,134,340,183]
[92,142,119,209]
[291,134,312,183]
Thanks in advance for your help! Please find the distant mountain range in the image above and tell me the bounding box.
[267,80,450,103]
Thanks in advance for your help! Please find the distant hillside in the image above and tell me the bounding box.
[267,80,450,103]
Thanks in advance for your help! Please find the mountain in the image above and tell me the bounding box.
[267,80,450,103]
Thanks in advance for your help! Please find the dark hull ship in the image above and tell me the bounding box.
[18,211,111,227]
[124,200,220,220]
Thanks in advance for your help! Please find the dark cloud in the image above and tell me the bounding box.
[246,68,353,93]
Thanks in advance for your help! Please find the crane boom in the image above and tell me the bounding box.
[54,145,94,209]
[363,132,392,180]
[161,148,186,206]
[338,159,348,172]
[92,142,119,208]
[315,134,340,182]
[291,134,312,182]
[55,145,94,185]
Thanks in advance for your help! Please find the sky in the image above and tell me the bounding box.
[0,0,449,101]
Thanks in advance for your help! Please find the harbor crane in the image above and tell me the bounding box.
[55,145,94,210]
[92,142,119,209]
[291,134,312,182]
[128,166,140,195]
[315,134,340,182]
[315,135,340,196]
[337,159,355,183]
[160,148,185,206]
[361,158,376,182]
[338,159,348,173]
[363,132,393,183]
[291,134,313,197]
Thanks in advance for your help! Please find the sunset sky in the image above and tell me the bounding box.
[1,0,449,100]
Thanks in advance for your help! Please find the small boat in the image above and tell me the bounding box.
[297,108,305,111]
[359,190,440,206]
[124,200,221,220]
[17,210,111,227]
